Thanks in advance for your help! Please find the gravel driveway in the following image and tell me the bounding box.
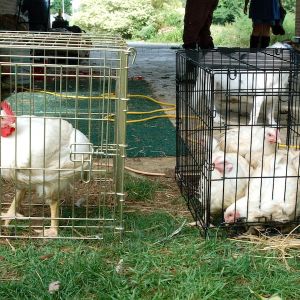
[127,41,180,106]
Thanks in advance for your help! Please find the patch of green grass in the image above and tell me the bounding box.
[124,175,164,202]
[148,12,295,46]
[213,13,295,48]
[0,174,299,299]
[0,210,300,299]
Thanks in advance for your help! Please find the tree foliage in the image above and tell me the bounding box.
[213,0,244,24]
[70,0,296,40]
[50,0,72,15]
[71,0,155,38]
[213,0,296,25]
[283,0,296,13]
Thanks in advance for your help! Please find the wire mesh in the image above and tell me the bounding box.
[0,31,132,239]
[176,46,300,236]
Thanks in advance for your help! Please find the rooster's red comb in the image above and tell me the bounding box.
[1,101,15,116]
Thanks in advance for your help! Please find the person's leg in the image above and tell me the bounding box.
[250,23,270,48]
[197,0,219,49]
[260,24,271,48]
[250,23,262,48]
[183,0,218,49]
[250,35,260,48]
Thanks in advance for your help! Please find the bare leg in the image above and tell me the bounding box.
[1,189,25,226]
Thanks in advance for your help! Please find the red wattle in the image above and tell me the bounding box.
[1,127,15,137]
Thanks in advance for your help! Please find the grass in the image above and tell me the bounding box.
[148,13,296,47]
[0,177,300,299]
[124,174,165,202]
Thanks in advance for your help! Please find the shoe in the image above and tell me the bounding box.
[182,42,197,50]
[260,36,270,48]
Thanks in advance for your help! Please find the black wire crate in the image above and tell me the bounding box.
[175,46,300,236]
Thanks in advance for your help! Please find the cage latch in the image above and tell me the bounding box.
[69,143,94,183]
[227,69,237,80]
[128,47,137,64]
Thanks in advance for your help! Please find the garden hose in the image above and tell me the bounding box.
[12,87,297,148]
[18,87,176,124]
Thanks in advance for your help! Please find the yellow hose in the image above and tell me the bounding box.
[278,143,300,150]
[18,87,176,124]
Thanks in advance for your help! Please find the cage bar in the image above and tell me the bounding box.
[176,46,300,236]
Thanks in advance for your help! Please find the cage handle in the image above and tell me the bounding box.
[69,143,94,183]
[227,69,237,80]
[128,47,137,64]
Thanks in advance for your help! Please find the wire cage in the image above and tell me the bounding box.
[175,46,300,236]
[0,31,133,240]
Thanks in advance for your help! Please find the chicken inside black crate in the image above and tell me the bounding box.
[176,44,300,236]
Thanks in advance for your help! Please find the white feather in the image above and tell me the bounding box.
[1,116,91,199]
[192,43,290,125]
[218,126,280,167]
[198,151,250,215]
[224,152,300,223]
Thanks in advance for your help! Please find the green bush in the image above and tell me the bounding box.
[213,12,295,47]
[70,0,296,44]
[150,26,183,42]
[71,0,155,38]
[135,24,158,40]
[283,0,296,13]
[213,0,244,25]
[213,0,295,25]
[162,10,183,27]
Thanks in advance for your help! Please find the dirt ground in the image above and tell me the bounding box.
[124,157,189,217]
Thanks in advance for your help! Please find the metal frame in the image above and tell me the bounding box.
[176,47,300,236]
[0,31,132,239]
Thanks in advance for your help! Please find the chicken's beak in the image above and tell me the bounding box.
[269,136,281,144]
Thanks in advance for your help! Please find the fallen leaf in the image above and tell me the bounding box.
[115,259,124,274]
[39,254,54,261]
[249,288,282,300]
[60,247,72,253]
[48,281,60,294]
[75,197,85,208]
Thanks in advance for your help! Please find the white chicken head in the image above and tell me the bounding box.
[223,197,247,223]
[264,127,281,145]
[212,151,233,174]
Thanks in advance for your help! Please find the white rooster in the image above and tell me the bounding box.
[218,126,281,167]
[198,150,250,216]
[0,100,92,237]
[224,152,300,224]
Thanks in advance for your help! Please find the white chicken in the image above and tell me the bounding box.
[0,100,92,237]
[224,152,300,224]
[198,150,250,216]
[192,42,291,125]
[218,126,281,167]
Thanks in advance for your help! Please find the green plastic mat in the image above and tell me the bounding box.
[6,79,176,158]
[126,80,176,157]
